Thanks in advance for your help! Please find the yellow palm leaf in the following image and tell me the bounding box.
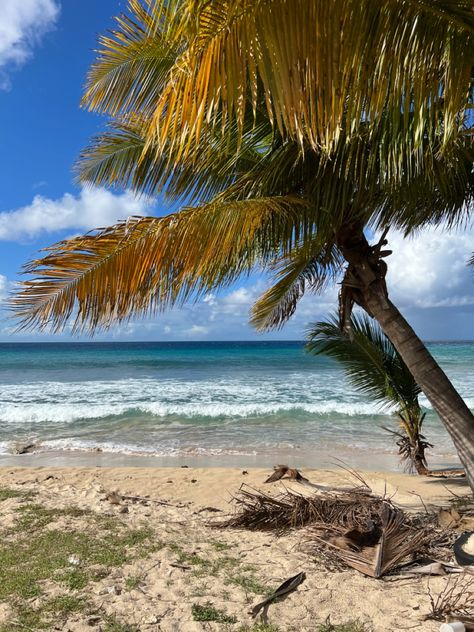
[138,0,473,171]
[11,196,309,333]
[251,241,344,331]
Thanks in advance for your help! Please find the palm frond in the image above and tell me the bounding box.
[77,111,275,203]
[82,0,178,116]
[146,0,473,173]
[251,241,343,331]
[10,195,310,333]
[306,313,422,411]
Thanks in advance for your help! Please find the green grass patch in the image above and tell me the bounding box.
[0,595,88,632]
[0,500,160,630]
[103,614,140,632]
[169,543,241,577]
[192,602,237,623]
[227,574,270,595]
[210,540,233,551]
[124,574,142,591]
[0,487,37,501]
[169,543,209,567]
[316,620,372,632]
[236,625,281,632]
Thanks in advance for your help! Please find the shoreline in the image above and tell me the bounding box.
[0,445,462,471]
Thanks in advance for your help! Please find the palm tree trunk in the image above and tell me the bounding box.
[364,289,474,489]
[337,227,474,492]
[413,452,430,477]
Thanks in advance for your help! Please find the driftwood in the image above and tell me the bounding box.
[427,469,465,479]
[265,465,310,484]
[264,464,371,494]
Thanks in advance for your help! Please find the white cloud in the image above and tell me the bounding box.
[185,324,209,337]
[386,226,474,309]
[0,187,154,241]
[153,226,474,340]
[0,0,60,89]
[0,274,8,301]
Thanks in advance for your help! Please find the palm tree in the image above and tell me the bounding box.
[306,314,432,475]
[9,1,474,489]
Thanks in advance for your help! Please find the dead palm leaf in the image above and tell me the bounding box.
[309,503,429,578]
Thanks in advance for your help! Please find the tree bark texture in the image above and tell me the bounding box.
[337,227,474,492]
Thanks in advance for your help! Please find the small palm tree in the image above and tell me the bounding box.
[306,314,432,475]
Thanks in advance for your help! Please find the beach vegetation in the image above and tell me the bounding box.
[191,601,238,623]
[103,615,140,632]
[316,620,372,632]
[307,314,432,474]
[0,486,37,501]
[211,539,233,551]
[235,624,280,632]
[169,541,242,577]
[124,574,143,591]
[10,1,474,489]
[0,499,158,630]
[226,574,270,596]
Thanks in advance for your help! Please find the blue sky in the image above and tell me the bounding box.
[0,0,473,342]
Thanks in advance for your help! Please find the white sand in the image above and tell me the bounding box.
[0,467,470,631]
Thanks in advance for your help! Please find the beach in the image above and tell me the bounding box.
[1,341,473,630]
[0,466,471,631]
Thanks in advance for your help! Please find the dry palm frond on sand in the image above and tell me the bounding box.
[219,483,446,578]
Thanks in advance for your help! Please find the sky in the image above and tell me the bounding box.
[0,1,473,342]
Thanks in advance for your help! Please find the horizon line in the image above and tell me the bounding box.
[1,339,473,344]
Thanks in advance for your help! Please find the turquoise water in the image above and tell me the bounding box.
[0,341,473,468]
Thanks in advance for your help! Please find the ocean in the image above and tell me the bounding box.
[0,341,473,469]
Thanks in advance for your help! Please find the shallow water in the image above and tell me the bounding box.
[1,340,472,469]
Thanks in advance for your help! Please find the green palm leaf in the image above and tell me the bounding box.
[251,241,344,331]
[77,112,275,204]
[82,0,178,116]
[306,313,422,413]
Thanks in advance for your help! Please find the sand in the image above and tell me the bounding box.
[0,466,471,632]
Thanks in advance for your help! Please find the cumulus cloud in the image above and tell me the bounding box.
[185,324,209,337]
[0,0,60,89]
[150,226,474,340]
[0,187,154,241]
[386,226,474,309]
